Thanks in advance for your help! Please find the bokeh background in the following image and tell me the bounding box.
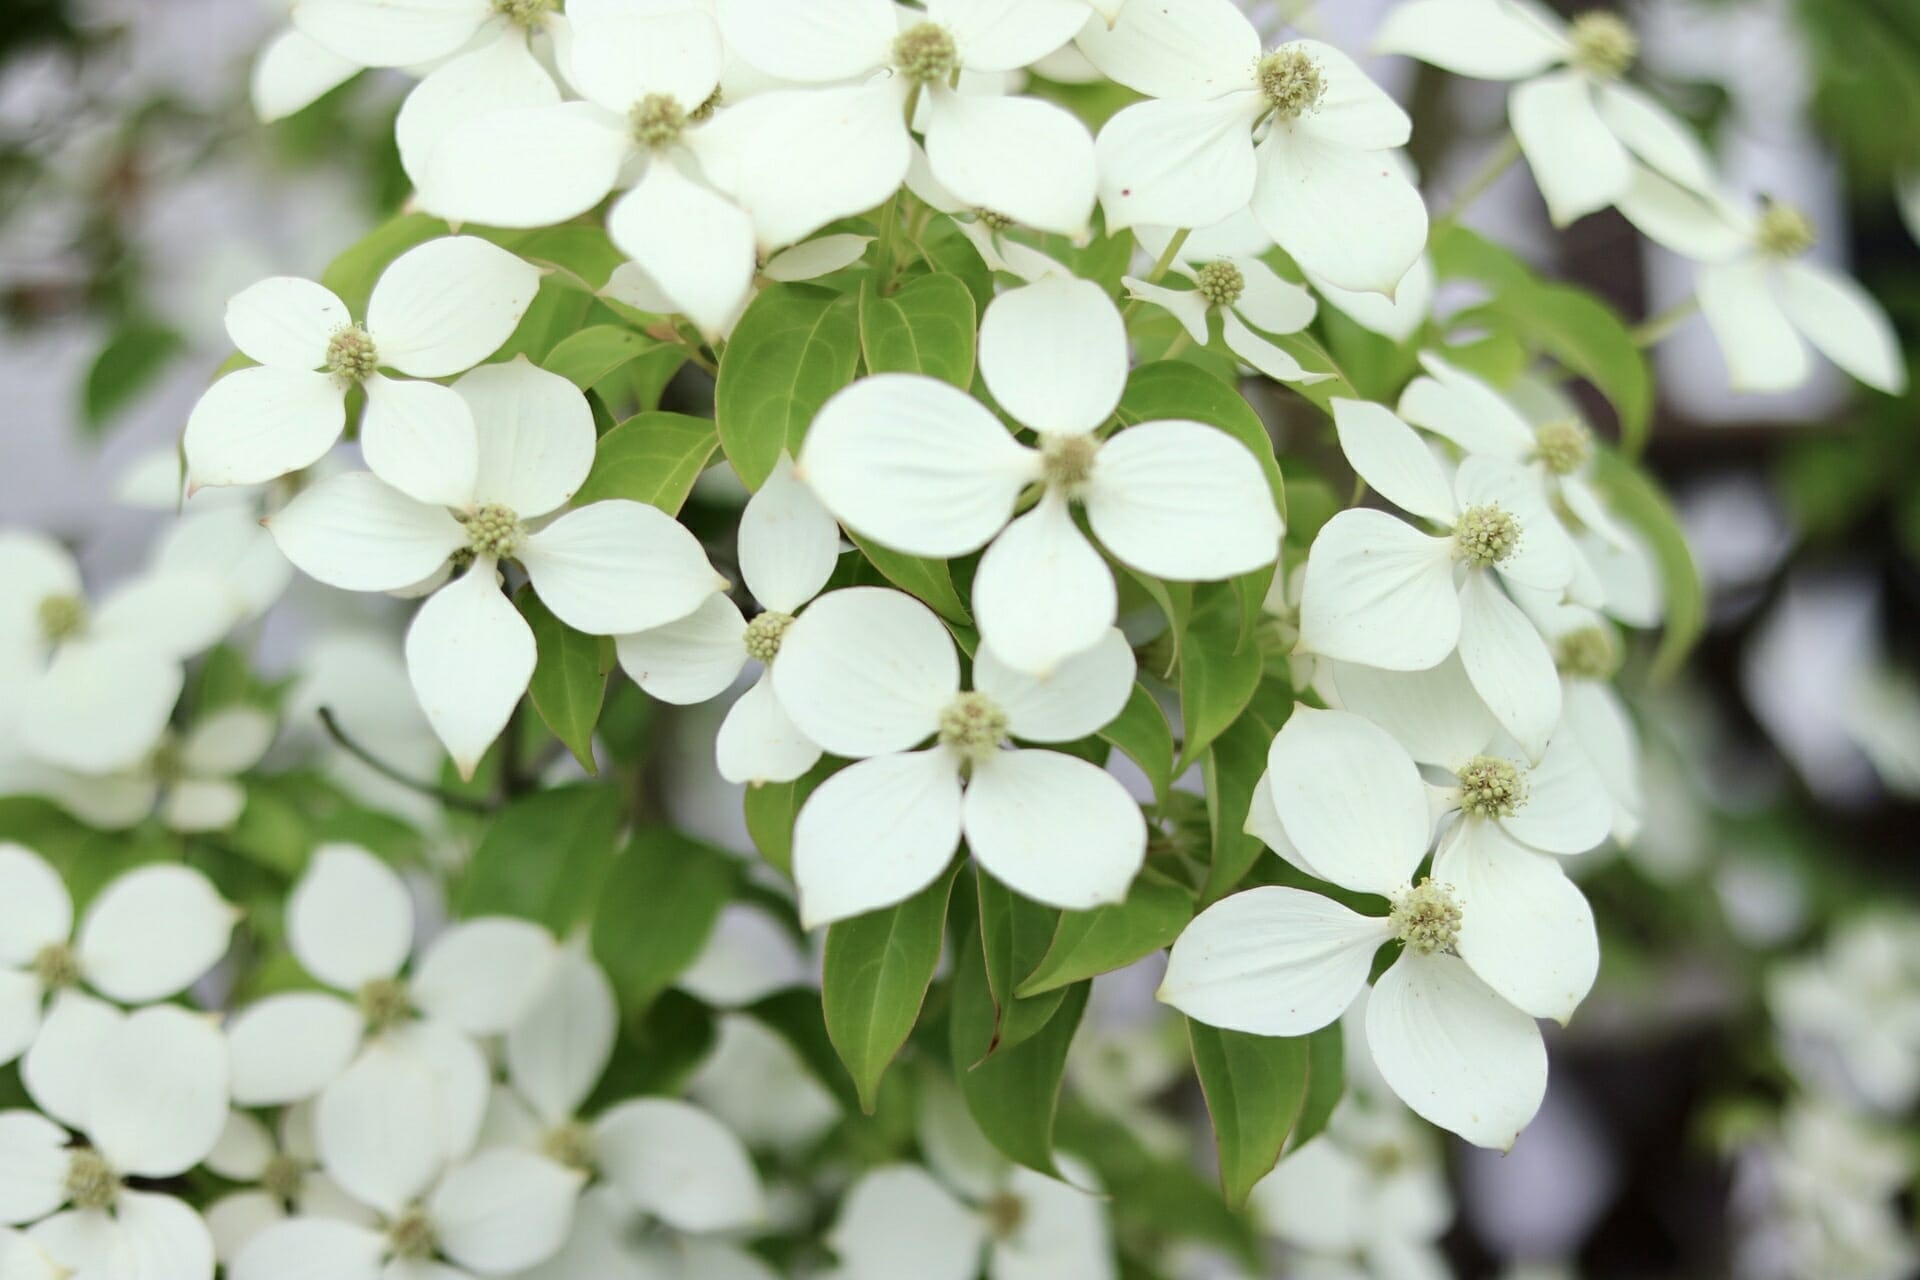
[2,1,1916,1276]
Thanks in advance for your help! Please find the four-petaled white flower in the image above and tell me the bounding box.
[1163,706,1598,1148]
[1123,232,1327,384]
[617,456,840,786]
[184,236,541,495]
[266,359,727,774]
[204,1104,376,1264]
[770,586,1145,927]
[1082,0,1426,294]
[801,275,1281,677]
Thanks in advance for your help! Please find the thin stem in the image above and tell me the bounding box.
[872,188,904,294]
[1633,296,1699,348]
[1121,228,1192,320]
[317,708,492,814]
[1162,329,1193,360]
[670,320,718,374]
[1435,132,1522,229]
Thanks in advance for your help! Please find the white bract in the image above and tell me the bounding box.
[204,1105,376,1263]
[800,276,1281,676]
[1299,399,1574,760]
[616,457,839,786]
[1163,707,1599,1148]
[770,587,1145,927]
[291,0,556,70]
[1082,0,1426,294]
[266,359,727,774]
[184,236,541,493]
[1376,0,1718,226]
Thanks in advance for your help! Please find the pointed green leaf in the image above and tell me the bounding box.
[573,411,719,516]
[541,324,655,390]
[1176,586,1264,774]
[715,283,861,489]
[457,784,622,931]
[1290,1022,1345,1152]
[1097,683,1176,808]
[1016,872,1193,998]
[975,872,1066,1057]
[517,589,605,772]
[591,828,739,1020]
[1187,1020,1312,1208]
[847,531,971,624]
[859,273,976,385]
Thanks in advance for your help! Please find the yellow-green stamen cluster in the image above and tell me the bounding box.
[540,1122,596,1172]
[1453,504,1521,568]
[893,22,958,84]
[1755,200,1816,259]
[387,1205,437,1261]
[1390,878,1462,955]
[1040,433,1099,492]
[459,504,525,559]
[65,1149,118,1211]
[974,208,1015,232]
[1195,260,1245,310]
[689,87,723,124]
[985,1191,1027,1239]
[939,691,1009,762]
[357,976,411,1033]
[1569,12,1637,79]
[325,326,379,381]
[31,941,80,990]
[744,611,795,663]
[261,1154,305,1203]
[630,93,688,150]
[1556,626,1621,681]
[491,0,556,27]
[1533,419,1592,476]
[1457,755,1526,819]
[1256,47,1326,120]
[38,594,85,643]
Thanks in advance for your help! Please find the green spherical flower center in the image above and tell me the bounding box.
[744,610,795,663]
[974,207,1015,232]
[491,0,556,28]
[1533,419,1592,476]
[1453,503,1521,568]
[893,21,959,84]
[1569,11,1637,79]
[939,691,1009,762]
[1457,755,1527,819]
[1755,200,1816,259]
[326,325,379,381]
[1040,433,1100,492]
[31,941,80,990]
[357,976,412,1034]
[261,1153,305,1203]
[1390,878,1462,955]
[37,593,86,643]
[387,1205,438,1262]
[1195,260,1245,310]
[65,1148,118,1212]
[630,93,689,150]
[1256,47,1326,120]
[1556,625,1621,681]
[459,504,525,559]
[540,1121,596,1172]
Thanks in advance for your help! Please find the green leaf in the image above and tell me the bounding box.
[1290,1022,1345,1151]
[489,224,626,289]
[573,411,719,516]
[85,321,184,432]
[823,862,960,1112]
[741,761,834,878]
[321,212,450,313]
[541,325,656,389]
[1098,683,1176,808]
[846,531,970,624]
[517,589,605,771]
[859,273,976,386]
[1187,1020,1312,1208]
[591,827,739,1019]
[1484,283,1652,455]
[715,283,860,489]
[1201,696,1289,905]
[1117,362,1285,522]
[1016,872,1193,998]
[1590,446,1704,680]
[1176,587,1265,774]
[458,784,622,931]
[975,872,1067,1057]
[950,922,1089,1176]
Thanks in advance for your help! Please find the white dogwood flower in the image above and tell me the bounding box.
[0,846,235,1086]
[1167,707,1599,1147]
[0,1004,229,1280]
[291,0,554,69]
[1300,400,1574,760]
[706,0,1097,247]
[1082,0,1426,294]
[267,359,726,774]
[1123,233,1326,384]
[617,457,838,787]
[184,237,541,494]
[1376,0,1719,226]
[204,1105,376,1263]
[800,276,1281,676]
[771,587,1145,927]
[902,146,1073,284]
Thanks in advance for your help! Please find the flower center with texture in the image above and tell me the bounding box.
[1195,260,1245,310]
[357,976,411,1033]
[1755,200,1816,259]
[985,1191,1027,1239]
[1453,504,1520,568]
[388,1205,438,1261]
[65,1149,118,1211]
[630,93,688,150]
[1256,47,1325,120]
[459,504,525,559]
[1040,433,1099,492]
[31,941,80,990]
[893,21,958,84]
[38,593,86,643]
[1556,626,1620,680]
[974,207,1015,232]
[744,610,794,663]
[540,1122,595,1172]
[1390,878,1462,955]
[939,691,1008,763]
[326,326,379,381]
[1569,11,1637,79]
[491,0,556,27]
[1457,755,1526,819]
[1533,419,1592,476]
